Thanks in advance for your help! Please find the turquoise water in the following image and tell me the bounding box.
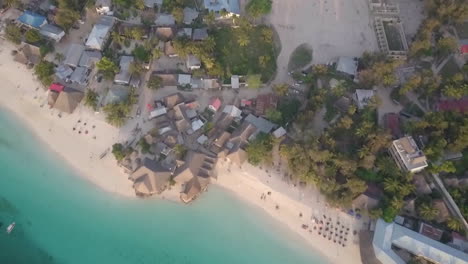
[0,109,327,264]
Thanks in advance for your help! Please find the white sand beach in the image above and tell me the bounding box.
[0,40,135,197]
[216,161,364,264]
[0,39,363,263]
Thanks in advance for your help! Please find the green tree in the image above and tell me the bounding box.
[54,53,65,63]
[25,29,42,44]
[265,109,282,123]
[96,57,119,80]
[447,217,463,231]
[174,144,187,159]
[147,75,163,90]
[5,24,22,44]
[442,83,468,99]
[138,138,151,154]
[172,7,184,24]
[383,178,400,193]
[237,32,250,47]
[34,61,55,86]
[400,75,422,95]
[273,83,289,96]
[135,0,145,9]
[132,45,151,62]
[112,143,127,161]
[246,74,262,89]
[246,133,273,165]
[205,11,216,25]
[56,9,80,31]
[418,203,439,221]
[246,0,273,18]
[436,37,458,57]
[84,89,99,111]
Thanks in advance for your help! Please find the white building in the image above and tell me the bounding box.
[203,0,240,17]
[389,136,428,173]
[114,56,134,85]
[85,16,114,50]
[95,0,112,15]
[336,56,358,77]
[373,219,468,264]
[354,89,375,109]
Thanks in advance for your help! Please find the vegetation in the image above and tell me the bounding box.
[273,83,289,96]
[138,138,151,154]
[24,29,42,44]
[103,88,137,127]
[406,111,468,160]
[358,53,401,88]
[112,143,132,161]
[147,75,163,90]
[246,74,262,89]
[246,133,273,165]
[84,89,99,111]
[34,61,55,86]
[55,0,82,31]
[5,24,22,44]
[174,144,187,159]
[288,44,312,71]
[246,0,273,18]
[213,23,277,82]
[132,45,151,63]
[96,57,119,80]
[448,187,468,220]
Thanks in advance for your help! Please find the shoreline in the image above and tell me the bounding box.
[0,40,363,264]
[215,162,363,264]
[0,40,135,198]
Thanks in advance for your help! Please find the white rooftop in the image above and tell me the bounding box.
[222,105,241,118]
[85,18,113,50]
[391,136,428,172]
[355,89,375,109]
[178,74,192,85]
[336,56,358,76]
[373,219,468,264]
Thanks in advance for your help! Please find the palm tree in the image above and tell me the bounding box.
[237,33,250,47]
[399,183,415,197]
[418,203,439,221]
[112,31,124,45]
[383,178,400,193]
[447,217,462,231]
[390,197,404,211]
[84,89,99,111]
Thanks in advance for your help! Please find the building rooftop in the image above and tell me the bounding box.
[155,14,175,26]
[336,56,358,77]
[114,56,134,84]
[245,114,276,134]
[373,219,468,264]
[391,136,428,172]
[192,28,208,40]
[18,11,47,28]
[203,0,240,15]
[183,7,199,24]
[355,89,375,109]
[64,44,85,68]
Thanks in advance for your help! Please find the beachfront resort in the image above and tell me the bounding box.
[1,0,468,263]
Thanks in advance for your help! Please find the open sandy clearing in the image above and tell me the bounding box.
[269,0,378,83]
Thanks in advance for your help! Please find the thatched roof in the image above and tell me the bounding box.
[173,151,216,184]
[53,89,84,113]
[164,93,185,109]
[48,91,59,107]
[226,147,248,166]
[130,158,172,195]
[180,177,201,203]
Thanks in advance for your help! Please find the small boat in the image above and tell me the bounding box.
[6,222,15,234]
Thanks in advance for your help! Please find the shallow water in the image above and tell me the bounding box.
[0,109,327,264]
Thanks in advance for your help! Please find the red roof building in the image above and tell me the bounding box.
[384,113,401,138]
[436,98,468,113]
[49,83,64,93]
[255,93,278,116]
[461,45,468,54]
[208,97,222,112]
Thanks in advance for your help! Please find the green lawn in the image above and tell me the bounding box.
[213,26,277,82]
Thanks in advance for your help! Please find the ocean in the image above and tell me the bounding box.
[0,109,327,264]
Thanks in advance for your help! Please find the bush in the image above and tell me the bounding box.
[288,44,312,71]
[5,24,22,44]
[147,75,163,90]
[112,143,127,161]
[246,0,273,18]
[34,61,55,86]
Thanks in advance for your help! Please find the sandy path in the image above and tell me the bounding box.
[0,40,135,197]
